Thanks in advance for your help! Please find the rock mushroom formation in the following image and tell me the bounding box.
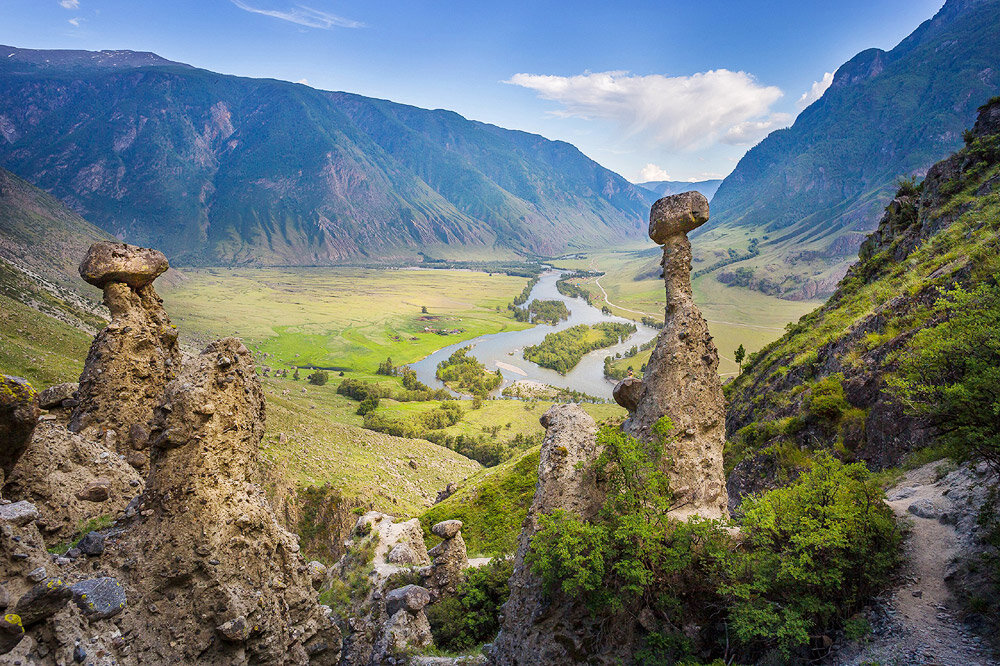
[69,241,181,462]
[424,520,469,598]
[491,405,635,665]
[110,338,341,664]
[615,192,728,520]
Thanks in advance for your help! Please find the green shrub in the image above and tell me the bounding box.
[427,558,514,651]
[720,455,901,658]
[806,374,849,424]
[307,370,329,386]
[890,283,1000,469]
[357,396,380,415]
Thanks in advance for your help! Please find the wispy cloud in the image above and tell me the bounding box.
[59,0,79,8]
[68,17,82,26]
[506,69,788,150]
[230,1,362,29]
[798,72,834,109]
[637,163,670,182]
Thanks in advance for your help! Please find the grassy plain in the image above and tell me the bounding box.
[552,244,821,376]
[0,293,92,387]
[160,267,532,373]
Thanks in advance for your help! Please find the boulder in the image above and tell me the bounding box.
[0,614,23,655]
[14,577,72,626]
[431,520,463,539]
[648,191,710,243]
[612,376,643,413]
[78,241,168,289]
[75,479,111,503]
[215,615,250,643]
[387,543,422,565]
[36,383,78,410]
[75,531,105,557]
[0,501,39,528]
[69,577,126,620]
[0,375,39,476]
[385,585,431,616]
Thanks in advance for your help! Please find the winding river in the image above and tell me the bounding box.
[409,270,659,400]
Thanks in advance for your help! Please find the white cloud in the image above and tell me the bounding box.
[296,78,309,85]
[797,71,834,108]
[59,0,79,8]
[722,113,792,145]
[506,69,786,151]
[67,17,82,26]
[637,163,670,182]
[230,1,362,29]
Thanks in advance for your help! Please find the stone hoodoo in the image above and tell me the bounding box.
[112,338,340,664]
[491,404,634,665]
[69,241,181,462]
[615,191,728,520]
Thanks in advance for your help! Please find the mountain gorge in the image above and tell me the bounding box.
[0,46,652,266]
[698,0,1000,300]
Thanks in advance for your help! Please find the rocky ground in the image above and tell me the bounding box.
[834,461,998,666]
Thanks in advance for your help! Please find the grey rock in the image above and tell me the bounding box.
[0,614,23,655]
[76,531,106,556]
[15,576,73,625]
[70,577,127,620]
[26,566,46,582]
[648,191,710,243]
[37,383,78,409]
[387,543,422,565]
[79,241,169,289]
[431,520,463,539]
[0,375,39,475]
[612,376,643,412]
[0,501,39,527]
[216,615,250,642]
[385,585,431,615]
[907,498,941,519]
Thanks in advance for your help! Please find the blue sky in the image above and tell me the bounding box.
[1,0,945,182]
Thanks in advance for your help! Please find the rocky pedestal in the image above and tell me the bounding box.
[111,338,340,665]
[69,241,181,463]
[490,405,634,665]
[616,192,728,520]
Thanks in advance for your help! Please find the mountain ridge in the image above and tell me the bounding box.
[0,45,652,265]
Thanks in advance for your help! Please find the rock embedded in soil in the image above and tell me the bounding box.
[14,577,72,626]
[36,384,77,410]
[0,375,40,477]
[70,577,126,620]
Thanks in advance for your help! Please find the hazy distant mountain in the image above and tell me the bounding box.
[636,179,722,201]
[699,0,1000,299]
[0,46,652,266]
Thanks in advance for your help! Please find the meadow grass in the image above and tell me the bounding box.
[160,267,533,373]
[0,293,92,388]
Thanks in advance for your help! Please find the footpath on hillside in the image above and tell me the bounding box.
[836,461,998,665]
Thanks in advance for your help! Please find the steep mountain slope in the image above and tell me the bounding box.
[0,45,651,265]
[0,166,110,329]
[723,97,1000,503]
[698,0,1000,300]
[636,179,721,201]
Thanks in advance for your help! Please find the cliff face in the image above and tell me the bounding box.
[725,97,1000,508]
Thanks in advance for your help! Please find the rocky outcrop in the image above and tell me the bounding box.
[616,192,728,520]
[490,404,635,665]
[110,338,340,664]
[69,241,181,462]
[0,375,39,486]
[425,520,469,598]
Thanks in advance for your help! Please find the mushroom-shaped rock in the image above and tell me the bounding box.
[0,376,39,477]
[613,376,643,413]
[431,519,463,539]
[385,585,431,616]
[649,191,710,243]
[79,241,169,289]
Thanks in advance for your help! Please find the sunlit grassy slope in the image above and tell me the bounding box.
[160,267,532,372]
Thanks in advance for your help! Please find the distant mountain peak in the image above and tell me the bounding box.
[0,44,188,70]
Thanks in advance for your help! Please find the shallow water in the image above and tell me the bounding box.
[409,270,659,400]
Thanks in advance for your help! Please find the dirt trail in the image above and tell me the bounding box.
[839,462,997,665]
